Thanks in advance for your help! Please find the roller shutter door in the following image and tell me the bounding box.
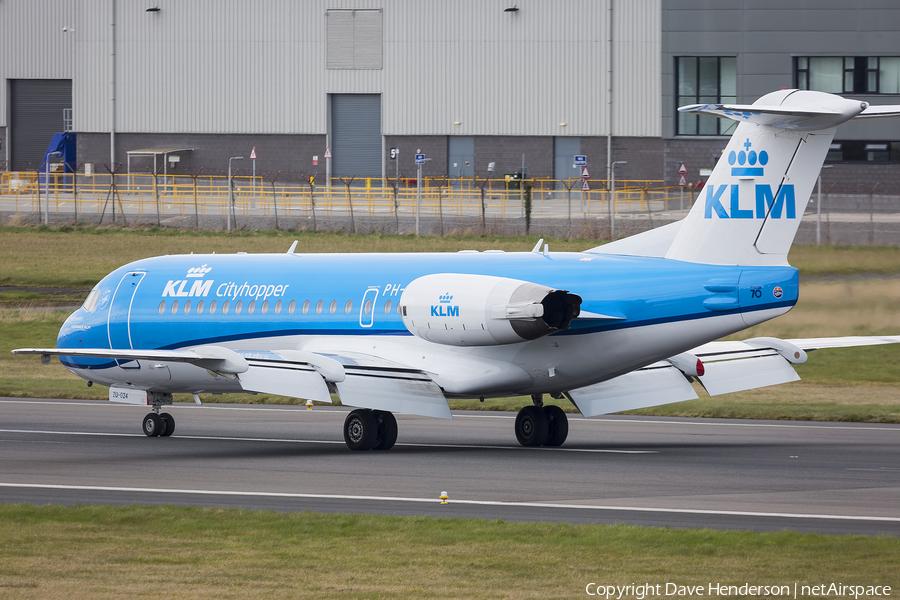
[331,94,381,178]
[10,79,72,171]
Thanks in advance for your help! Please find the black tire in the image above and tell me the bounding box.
[543,405,568,447]
[372,411,398,451]
[159,413,175,437]
[142,413,162,437]
[515,405,549,447]
[343,409,378,451]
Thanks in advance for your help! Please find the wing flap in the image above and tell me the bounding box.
[697,353,799,396]
[566,365,698,417]
[336,370,451,419]
[238,359,332,403]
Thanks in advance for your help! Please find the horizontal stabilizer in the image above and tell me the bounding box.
[566,365,698,417]
[855,105,900,119]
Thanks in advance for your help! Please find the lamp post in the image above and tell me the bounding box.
[227,156,244,232]
[817,165,833,246]
[610,160,627,240]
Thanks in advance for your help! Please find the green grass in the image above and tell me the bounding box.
[0,504,896,599]
[3,223,900,290]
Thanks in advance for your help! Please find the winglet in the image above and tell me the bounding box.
[531,239,544,253]
[287,240,298,254]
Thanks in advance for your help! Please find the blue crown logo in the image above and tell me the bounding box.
[728,138,768,177]
[186,264,212,278]
[439,293,453,303]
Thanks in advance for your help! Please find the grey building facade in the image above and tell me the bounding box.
[1,0,898,197]
[662,0,900,193]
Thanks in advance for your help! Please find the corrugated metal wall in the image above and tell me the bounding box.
[0,0,75,128]
[6,0,661,138]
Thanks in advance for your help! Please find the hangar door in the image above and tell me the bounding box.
[10,79,72,171]
[331,94,381,178]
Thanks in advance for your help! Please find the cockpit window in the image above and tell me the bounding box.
[83,290,99,312]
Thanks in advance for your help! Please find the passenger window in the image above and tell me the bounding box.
[171,300,179,315]
[302,300,310,314]
[210,300,217,314]
[83,290,99,312]
[345,299,353,314]
[223,300,230,314]
[365,299,372,315]
[185,300,192,315]
[235,300,243,314]
[384,299,392,314]
[275,300,282,314]
[158,300,166,315]
[248,300,255,315]
[288,300,296,315]
[197,300,204,315]
[261,300,268,315]
[329,300,337,314]
[316,300,323,314]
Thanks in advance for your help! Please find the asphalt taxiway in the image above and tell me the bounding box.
[1,397,899,535]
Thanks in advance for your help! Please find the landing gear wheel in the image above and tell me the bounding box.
[515,405,549,447]
[543,405,568,447]
[159,413,175,437]
[343,409,378,451]
[372,411,398,451]
[142,413,163,437]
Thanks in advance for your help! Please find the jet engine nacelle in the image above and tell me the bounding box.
[399,274,581,346]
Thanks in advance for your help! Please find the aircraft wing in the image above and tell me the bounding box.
[14,345,450,419]
[566,335,900,417]
[12,345,251,374]
[689,335,900,396]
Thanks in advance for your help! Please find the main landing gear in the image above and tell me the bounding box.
[514,395,568,447]
[141,391,175,438]
[343,409,398,451]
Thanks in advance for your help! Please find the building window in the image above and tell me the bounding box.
[326,9,383,70]
[826,141,900,163]
[796,57,900,94]
[676,57,737,136]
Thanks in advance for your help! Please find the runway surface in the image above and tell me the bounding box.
[2,397,899,535]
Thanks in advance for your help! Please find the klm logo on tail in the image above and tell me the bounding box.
[704,139,795,220]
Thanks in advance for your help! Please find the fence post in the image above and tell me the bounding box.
[269,171,281,230]
[305,173,318,233]
[340,176,356,234]
[191,168,203,228]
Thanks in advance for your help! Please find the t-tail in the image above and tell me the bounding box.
[665,89,900,267]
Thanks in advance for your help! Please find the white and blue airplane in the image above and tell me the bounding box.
[14,89,900,451]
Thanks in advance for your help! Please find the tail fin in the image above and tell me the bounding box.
[665,89,898,266]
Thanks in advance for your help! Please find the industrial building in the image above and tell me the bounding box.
[1,0,898,195]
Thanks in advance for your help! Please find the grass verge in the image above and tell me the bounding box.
[0,504,897,600]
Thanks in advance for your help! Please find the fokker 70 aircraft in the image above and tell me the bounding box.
[14,89,900,451]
